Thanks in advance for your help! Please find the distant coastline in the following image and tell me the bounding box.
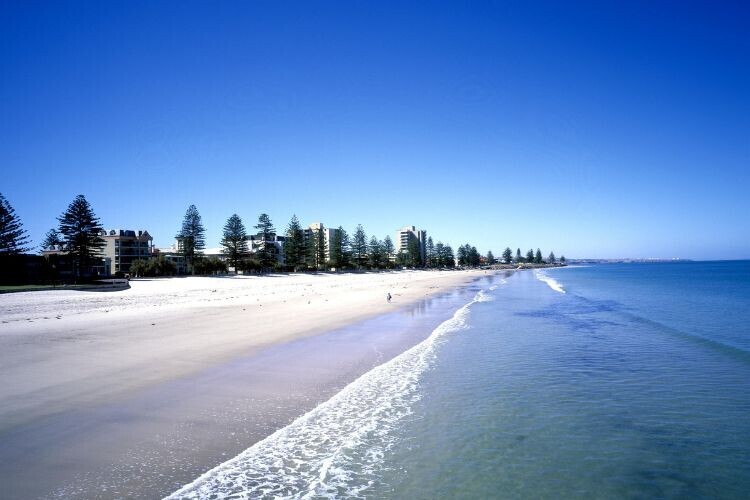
[567,258,693,264]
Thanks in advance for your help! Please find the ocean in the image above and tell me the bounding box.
[168,261,750,499]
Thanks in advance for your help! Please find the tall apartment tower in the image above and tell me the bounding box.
[395,225,427,263]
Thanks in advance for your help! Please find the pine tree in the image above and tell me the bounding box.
[338,226,352,269]
[254,213,276,270]
[443,244,456,268]
[382,235,394,268]
[316,226,326,270]
[457,244,468,266]
[177,204,206,274]
[304,225,327,271]
[58,194,104,279]
[469,246,481,266]
[526,249,535,263]
[560,255,566,264]
[282,215,304,271]
[426,236,435,268]
[0,193,30,255]
[516,248,522,263]
[221,214,247,272]
[329,228,342,269]
[502,247,513,264]
[535,248,543,264]
[407,238,423,267]
[486,250,495,265]
[352,224,368,269]
[41,228,62,251]
[434,241,445,267]
[304,229,317,269]
[368,236,384,269]
[548,251,556,264]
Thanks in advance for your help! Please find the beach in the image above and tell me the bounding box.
[4,264,749,498]
[0,270,486,498]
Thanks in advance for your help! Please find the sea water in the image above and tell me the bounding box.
[168,262,750,499]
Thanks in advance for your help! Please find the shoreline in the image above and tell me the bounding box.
[0,270,487,427]
[0,269,492,497]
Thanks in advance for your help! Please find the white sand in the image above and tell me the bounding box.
[0,270,485,431]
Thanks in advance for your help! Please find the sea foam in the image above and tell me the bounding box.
[165,290,489,499]
[535,271,565,294]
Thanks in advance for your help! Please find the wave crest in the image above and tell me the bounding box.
[535,271,566,294]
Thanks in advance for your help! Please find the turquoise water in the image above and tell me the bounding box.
[169,262,750,499]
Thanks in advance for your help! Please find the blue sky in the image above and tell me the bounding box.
[2,1,748,259]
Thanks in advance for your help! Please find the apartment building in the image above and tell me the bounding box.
[303,222,340,262]
[248,233,286,264]
[395,225,427,263]
[100,229,153,275]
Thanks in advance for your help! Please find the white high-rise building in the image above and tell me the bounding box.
[395,225,427,263]
[304,222,340,262]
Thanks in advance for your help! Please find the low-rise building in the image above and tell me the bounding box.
[156,239,189,274]
[100,229,154,276]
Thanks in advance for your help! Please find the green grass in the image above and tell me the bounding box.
[0,283,111,294]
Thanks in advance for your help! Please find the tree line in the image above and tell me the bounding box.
[0,193,565,280]
[219,211,458,272]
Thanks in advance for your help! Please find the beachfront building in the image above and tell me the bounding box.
[395,225,427,264]
[100,229,154,276]
[303,222,340,263]
[156,238,189,274]
[41,240,108,278]
[202,247,227,260]
[40,247,91,281]
[248,233,286,264]
[154,241,228,274]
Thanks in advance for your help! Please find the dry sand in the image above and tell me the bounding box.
[0,270,485,433]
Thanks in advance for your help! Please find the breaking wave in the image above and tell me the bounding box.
[535,271,565,294]
[165,290,489,499]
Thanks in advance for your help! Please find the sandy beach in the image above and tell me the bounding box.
[0,269,487,498]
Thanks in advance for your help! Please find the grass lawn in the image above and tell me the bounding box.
[0,283,123,294]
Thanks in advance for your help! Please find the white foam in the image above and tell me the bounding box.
[165,290,488,499]
[535,271,566,294]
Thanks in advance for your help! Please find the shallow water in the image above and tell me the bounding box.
[169,262,750,499]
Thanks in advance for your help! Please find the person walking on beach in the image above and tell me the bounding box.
[386,292,392,303]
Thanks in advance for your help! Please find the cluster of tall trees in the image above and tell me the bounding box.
[218,211,463,272]
[280,215,334,271]
[177,206,274,274]
[0,192,567,281]
[456,244,481,267]
[0,193,31,255]
[283,219,390,271]
[2,193,108,281]
[424,237,457,268]
[452,245,565,267]
[33,194,105,280]
[489,247,566,265]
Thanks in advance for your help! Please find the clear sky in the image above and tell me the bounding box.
[2,1,748,259]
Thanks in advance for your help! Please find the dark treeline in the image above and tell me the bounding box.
[488,247,566,266]
[213,210,462,273]
[0,194,565,282]
[1,193,106,283]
